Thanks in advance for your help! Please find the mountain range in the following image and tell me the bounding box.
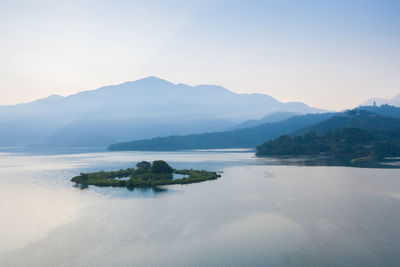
[108,113,336,151]
[0,77,324,147]
[228,111,301,130]
[109,105,400,151]
[256,109,400,160]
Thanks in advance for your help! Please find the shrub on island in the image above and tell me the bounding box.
[71,160,221,188]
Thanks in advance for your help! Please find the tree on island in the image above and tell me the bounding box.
[71,161,221,188]
[136,161,151,172]
[151,160,173,173]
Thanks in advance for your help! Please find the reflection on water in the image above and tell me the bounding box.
[0,150,400,266]
[257,155,400,169]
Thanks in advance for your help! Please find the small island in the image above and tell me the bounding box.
[71,160,221,188]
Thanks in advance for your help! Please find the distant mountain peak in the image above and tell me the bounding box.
[29,94,63,104]
[133,76,174,85]
[0,77,327,147]
[392,93,400,101]
[361,93,400,107]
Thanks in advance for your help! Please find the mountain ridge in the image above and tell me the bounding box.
[0,76,326,147]
[108,112,336,151]
[361,93,400,107]
[108,105,400,151]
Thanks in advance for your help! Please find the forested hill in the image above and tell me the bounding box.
[257,108,400,159]
[294,108,400,136]
[358,104,400,118]
[108,113,335,151]
[256,127,400,160]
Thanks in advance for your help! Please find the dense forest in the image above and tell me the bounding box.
[256,127,400,161]
[294,108,400,136]
[358,104,400,118]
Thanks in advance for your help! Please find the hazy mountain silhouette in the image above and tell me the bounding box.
[0,76,325,147]
[108,105,400,151]
[108,113,336,151]
[361,93,400,107]
[228,111,301,130]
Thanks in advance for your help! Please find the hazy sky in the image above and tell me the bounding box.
[0,0,399,110]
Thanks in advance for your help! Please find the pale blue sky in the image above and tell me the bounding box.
[0,0,399,109]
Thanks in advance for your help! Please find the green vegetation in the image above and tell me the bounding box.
[71,160,221,188]
[108,113,335,151]
[107,105,400,151]
[256,108,400,164]
[358,104,400,118]
[256,127,400,162]
[294,108,400,136]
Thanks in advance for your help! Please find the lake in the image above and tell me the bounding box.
[1,149,400,266]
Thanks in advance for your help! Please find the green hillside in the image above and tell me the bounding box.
[257,127,400,159]
[294,109,400,137]
[108,113,335,151]
[257,111,400,161]
[108,105,400,152]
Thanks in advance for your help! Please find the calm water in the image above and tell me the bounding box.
[1,149,400,266]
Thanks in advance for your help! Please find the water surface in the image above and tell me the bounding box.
[1,150,400,266]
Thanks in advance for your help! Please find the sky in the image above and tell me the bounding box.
[0,0,399,110]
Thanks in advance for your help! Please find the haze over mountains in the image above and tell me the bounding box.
[0,77,324,147]
[109,105,400,151]
[228,111,301,130]
[108,113,336,151]
[362,94,400,107]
